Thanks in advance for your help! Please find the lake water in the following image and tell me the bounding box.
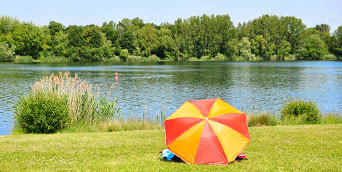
[1,61,342,135]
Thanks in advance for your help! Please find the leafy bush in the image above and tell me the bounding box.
[187,57,199,61]
[15,92,70,133]
[281,99,321,124]
[212,53,228,61]
[14,56,34,63]
[324,54,337,61]
[200,56,209,61]
[120,49,129,61]
[247,113,279,127]
[0,43,15,62]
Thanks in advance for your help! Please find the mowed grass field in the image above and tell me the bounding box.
[1,124,342,171]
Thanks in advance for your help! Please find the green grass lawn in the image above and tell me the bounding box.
[1,124,342,171]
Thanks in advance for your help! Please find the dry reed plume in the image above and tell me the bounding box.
[32,72,119,126]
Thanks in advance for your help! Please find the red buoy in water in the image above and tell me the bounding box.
[115,73,119,80]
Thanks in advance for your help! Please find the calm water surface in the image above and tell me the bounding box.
[1,61,342,135]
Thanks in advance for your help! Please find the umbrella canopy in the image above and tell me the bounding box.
[164,98,250,165]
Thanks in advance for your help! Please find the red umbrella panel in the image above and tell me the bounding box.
[164,98,250,165]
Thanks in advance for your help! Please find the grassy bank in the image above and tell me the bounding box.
[10,55,163,63]
[1,124,341,171]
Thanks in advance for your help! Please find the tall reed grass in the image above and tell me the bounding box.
[322,113,342,124]
[247,112,279,127]
[103,56,121,62]
[32,72,120,126]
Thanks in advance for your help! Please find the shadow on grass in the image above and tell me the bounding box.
[159,156,248,164]
[159,156,185,163]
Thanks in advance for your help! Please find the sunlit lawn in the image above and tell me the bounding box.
[1,124,342,171]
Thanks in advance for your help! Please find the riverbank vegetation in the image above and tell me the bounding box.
[13,72,341,134]
[13,72,166,134]
[247,99,342,127]
[14,72,120,133]
[1,15,342,62]
[1,125,342,171]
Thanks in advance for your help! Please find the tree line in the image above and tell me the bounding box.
[0,14,342,62]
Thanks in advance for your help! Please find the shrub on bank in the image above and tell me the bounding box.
[212,53,228,61]
[120,49,129,61]
[323,54,337,61]
[281,99,321,124]
[14,72,120,133]
[15,92,69,133]
[200,56,209,61]
[14,56,34,63]
[187,57,199,61]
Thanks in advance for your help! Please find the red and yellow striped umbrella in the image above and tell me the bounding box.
[165,98,250,165]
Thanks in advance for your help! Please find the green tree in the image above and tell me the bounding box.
[298,34,327,60]
[51,31,69,57]
[119,31,134,53]
[277,40,291,60]
[0,42,15,61]
[280,16,306,54]
[314,24,331,52]
[0,16,20,47]
[265,43,276,60]
[315,24,330,33]
[247,15,281,47]
[102,21,119,47]
[81,25,107,48]
[250,35,266,58]
[156,28,174,58]
[225,39,239,60]
[66,25,86,47]
[12,23,50,58]
[239,37,255,61]
[48,21,65,37]
[236,22,250,40]
[135,24,159,57]
[331,26,342,57]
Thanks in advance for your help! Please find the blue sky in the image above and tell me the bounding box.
[0,0,341,31]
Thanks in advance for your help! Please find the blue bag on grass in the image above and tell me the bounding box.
[161,149,175,160]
